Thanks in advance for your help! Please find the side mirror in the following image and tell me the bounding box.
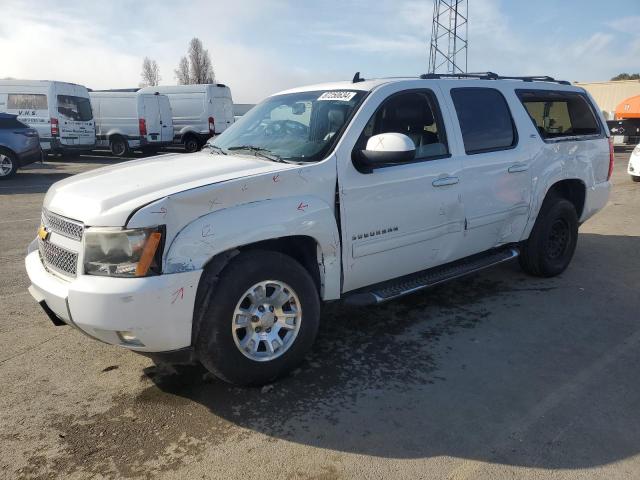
[355,133,416,172]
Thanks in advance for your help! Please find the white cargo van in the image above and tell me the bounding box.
[138,84,234,152]
[89,92,173,157]
[0,80,95,155]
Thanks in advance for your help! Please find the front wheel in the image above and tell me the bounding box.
[519,196,578,277]
[195,250,320,386]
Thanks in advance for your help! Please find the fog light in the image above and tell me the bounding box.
[117,330,144,346]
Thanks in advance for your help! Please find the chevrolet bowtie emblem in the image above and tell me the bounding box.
[37,224,50,241]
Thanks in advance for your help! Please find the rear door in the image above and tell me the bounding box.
[157,95,173,143]
[55,87,95,147]
[211,96,233,133]
[444,84,532,257]
[141,94,162,144]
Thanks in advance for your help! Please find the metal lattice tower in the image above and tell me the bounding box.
[428,0,468,74]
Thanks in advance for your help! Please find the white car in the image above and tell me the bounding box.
[0,80,95,155]
[628,144,640,182]
[25,74,612,386]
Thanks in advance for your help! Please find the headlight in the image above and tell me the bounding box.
[83,226,164,277]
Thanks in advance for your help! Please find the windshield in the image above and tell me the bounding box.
[211,90,366,162]
[57,95,93,122]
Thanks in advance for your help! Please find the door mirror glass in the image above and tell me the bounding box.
[357,133,416,170]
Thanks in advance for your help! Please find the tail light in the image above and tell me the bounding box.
[139,118,147,137]
[607,136,614,181]
[50,118,59,137]
[208,116,215,135]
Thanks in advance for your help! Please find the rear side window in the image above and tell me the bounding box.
[451,88,516,154]
[0,117,28,129]
[57,95,93,121]
[7,93,48,110]
[516,90,601,139]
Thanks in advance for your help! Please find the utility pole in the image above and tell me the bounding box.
[428,0,469,74]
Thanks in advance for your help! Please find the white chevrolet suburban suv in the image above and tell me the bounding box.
[26,73,613,386]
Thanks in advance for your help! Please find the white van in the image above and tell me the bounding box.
[89,92,173,157]
[0,80,95,155]
[138,84,234,152]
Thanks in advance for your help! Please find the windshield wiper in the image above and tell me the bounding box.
[227,145,287,163]
[205,144,227,155]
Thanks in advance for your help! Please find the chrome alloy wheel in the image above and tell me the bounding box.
[232,280,302,362]
[0,154,13,177]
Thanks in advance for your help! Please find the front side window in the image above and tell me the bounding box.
[57,95,93,121]
[516,90,601,139]
[7,94,48,110]
[355,90,449,160]
[451,88,516,154]
[212,90,366,163]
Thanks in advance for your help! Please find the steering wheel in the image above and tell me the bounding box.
[264,120,309,137]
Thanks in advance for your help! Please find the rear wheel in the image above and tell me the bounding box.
[631,175,640,183]
[0,150,17,179]
[110,136,129,157]
[183,135,200,153]
[195,250,320,386]
[519,195,578,277]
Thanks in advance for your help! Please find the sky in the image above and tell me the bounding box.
[1,0,639,103]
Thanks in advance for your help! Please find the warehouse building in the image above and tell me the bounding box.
[574,80,640,119]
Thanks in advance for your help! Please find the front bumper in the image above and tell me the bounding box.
[25,250,202,352]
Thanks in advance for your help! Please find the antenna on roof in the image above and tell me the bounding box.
[352,72,365,83]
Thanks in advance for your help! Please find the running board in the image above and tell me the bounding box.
[344,247,520,306]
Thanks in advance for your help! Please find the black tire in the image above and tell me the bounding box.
[195,250,320,386]
[0,149,18,180]
[183,135,200,153]
[519,195,578,277]
[110,136,129,157]
[632,175,640,183]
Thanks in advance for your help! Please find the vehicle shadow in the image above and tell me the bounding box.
[142,233,640,470]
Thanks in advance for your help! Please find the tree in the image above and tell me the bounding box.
[611,73,640,81]
[140,57,161,87]
[174,37,215,85]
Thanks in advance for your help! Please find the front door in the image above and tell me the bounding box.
[338,86,466,293]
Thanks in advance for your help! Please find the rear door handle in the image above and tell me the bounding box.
[508,163,529,173]
[432,176,459,187]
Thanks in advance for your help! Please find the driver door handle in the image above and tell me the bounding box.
[508,163,529,173]
[432,176,459,187]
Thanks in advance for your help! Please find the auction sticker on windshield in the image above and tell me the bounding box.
[318,91,357,101]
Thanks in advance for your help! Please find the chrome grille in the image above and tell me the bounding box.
[38,238,78,277]
[42,209,84,241]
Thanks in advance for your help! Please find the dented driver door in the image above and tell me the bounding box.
[337,83,466,293]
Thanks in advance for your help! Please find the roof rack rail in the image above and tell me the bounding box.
[419,72,570,85]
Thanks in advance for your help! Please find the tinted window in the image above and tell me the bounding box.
[516,90,601,139]
[57,95,93,121]
[0,117,28,129]
[357,90,448,160]
[451,88,516,154]
[7,94,48,110]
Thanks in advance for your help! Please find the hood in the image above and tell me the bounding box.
[44,151,294,226]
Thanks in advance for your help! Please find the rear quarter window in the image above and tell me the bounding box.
[516,90,601,140]
[450,88,517,154]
